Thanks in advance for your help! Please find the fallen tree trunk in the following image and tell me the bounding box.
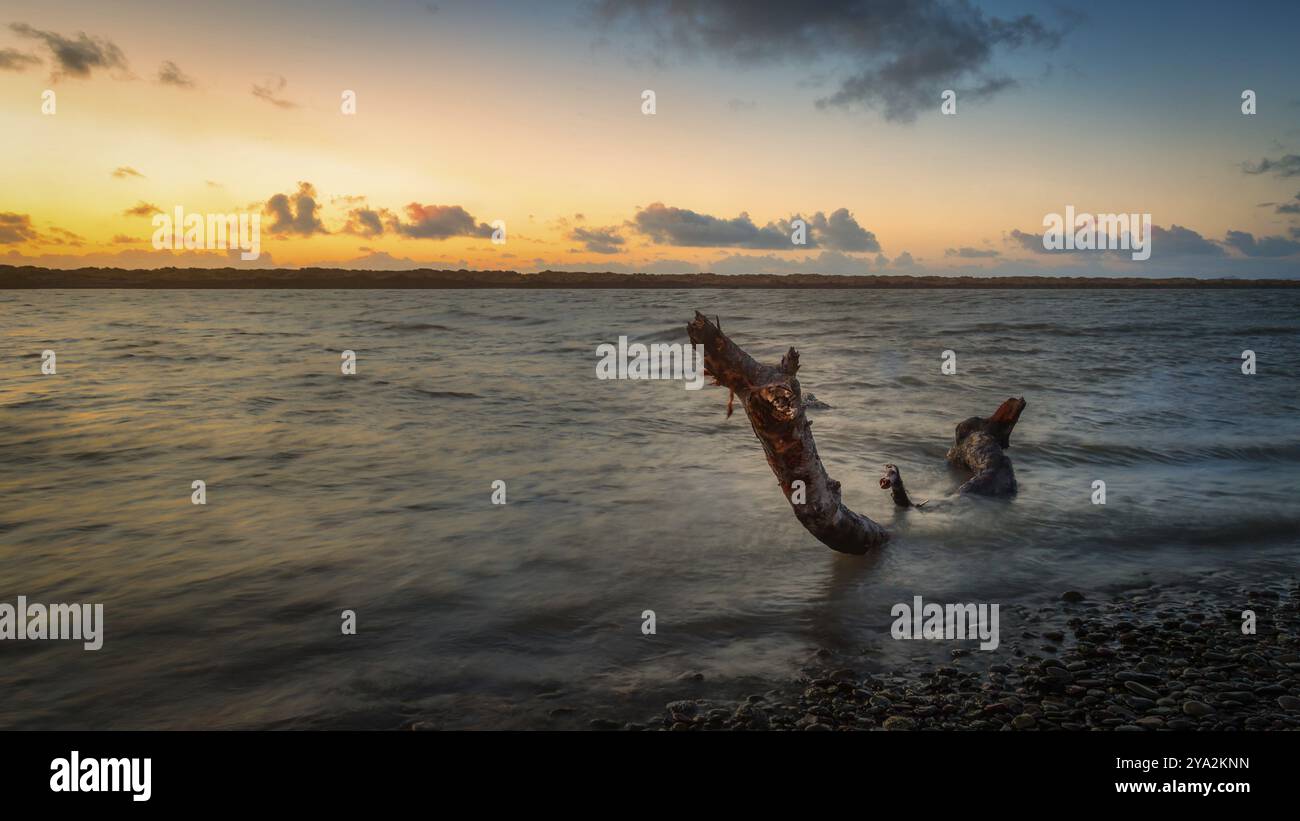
[686,312,889,555]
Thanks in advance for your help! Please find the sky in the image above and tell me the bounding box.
[1,0,1299,276]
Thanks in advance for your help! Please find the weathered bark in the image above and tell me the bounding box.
[946,397,1026,496]
[686,312,889,554]
[879,464,918,508]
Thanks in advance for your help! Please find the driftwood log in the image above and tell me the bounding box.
[880,397,1027,507]
[947,397,1027,495]
[687,312,889,555]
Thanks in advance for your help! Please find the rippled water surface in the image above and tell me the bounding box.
[1,288,1297,728]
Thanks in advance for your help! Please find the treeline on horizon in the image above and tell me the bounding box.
[2,265,1298,289]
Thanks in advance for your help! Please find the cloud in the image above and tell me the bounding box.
[632,203,786,248]
[1275,192,1300,214]
[1151,224,1225,256]
[1242,154,1300,178]
[1223,230,1300,258]
[342,207,388,238]
[568,225,626,254]
[0,47,40,72]
[1008,223,1224,257]
[111,166,144,179]
[123,201,162,217]
[631,202,878,251]
[47,226,85,246]
[110,234,141,244]
[158,60,195,88]
[264,182,327,236]
[252,76,298,109]
[708,249,876,275]
[945,246,999,258]
[0,212,42,244]
[594,0,1065,122]
[389,203,494,240]
[9,23,128,79]
[809,208,880,251]
[2,247,276,269]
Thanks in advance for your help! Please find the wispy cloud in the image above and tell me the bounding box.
[157,60,196,88]
[569,225,626,254]
[9,23,128,79]
[1242,154,1300,178]
[123,202,162,217]
[594,0,1068,122]
[0,47,40,72]
[251,76,299,109]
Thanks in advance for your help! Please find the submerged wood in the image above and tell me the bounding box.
[881,397,1027,507]
[686,312,889,555]
[946,397,1026,495]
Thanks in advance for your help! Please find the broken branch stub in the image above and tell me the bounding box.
[686,312,889,555]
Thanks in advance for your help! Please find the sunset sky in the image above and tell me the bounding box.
[2,0,1299,276]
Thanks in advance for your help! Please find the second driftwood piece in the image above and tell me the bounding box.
[686,312,889,555]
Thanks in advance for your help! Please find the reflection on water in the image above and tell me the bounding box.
[0,288,1297,728]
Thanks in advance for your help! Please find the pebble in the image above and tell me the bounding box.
[1125,681,1160,699]
[612,583,1300,733]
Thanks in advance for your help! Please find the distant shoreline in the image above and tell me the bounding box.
[3,265,1299,289]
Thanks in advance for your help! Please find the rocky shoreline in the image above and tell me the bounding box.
[592,582,1300,731]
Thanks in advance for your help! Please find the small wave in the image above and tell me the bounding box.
[381,322,455,332]
[1024,439,1300,467]
[411,388,481,400]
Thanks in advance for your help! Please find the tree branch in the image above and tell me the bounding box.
[687,312,889,555]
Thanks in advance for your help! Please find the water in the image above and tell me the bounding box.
[1,288,1297,729]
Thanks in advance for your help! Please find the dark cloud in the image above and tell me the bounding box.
[9,23,128,79]
[633,203,789,248]
[389,203,494,240]
[0,47,40,72]
[945,246,999,258]
[111,166,144,179]
[569,225,626,254]
[809,208,880,252]
[1008,224,1223,257]
[265,182,327,236]
[123,201,162,217]
[1223,230,1300,258]
[593,0,1065,122]
[342,207,388,238]
[1275,192,1300,214]
[631,202,878,251]
[158,60,195,88]
[0,212,42,244]
[1008,228,1058,253]
[1151,224,1225,257]
[1242,154,1300,178]
[252,76,298,109]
